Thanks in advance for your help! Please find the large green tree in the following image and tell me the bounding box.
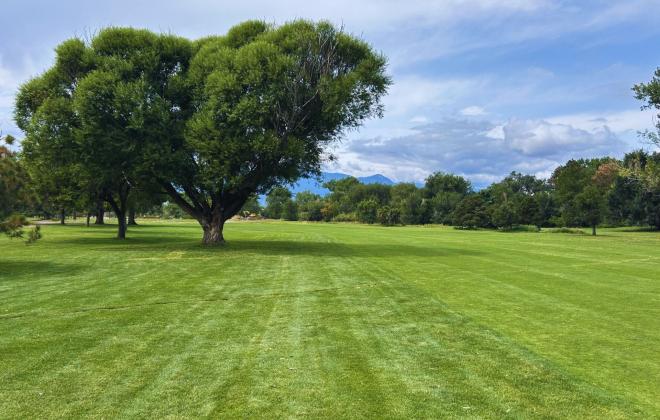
[162,21,389,243]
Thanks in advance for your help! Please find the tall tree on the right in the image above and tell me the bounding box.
[631,71,660,229]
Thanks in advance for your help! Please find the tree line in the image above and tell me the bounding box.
[260,150,660,235]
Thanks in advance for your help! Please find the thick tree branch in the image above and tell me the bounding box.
[161,182,203,220]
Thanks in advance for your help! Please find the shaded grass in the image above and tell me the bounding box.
[0,221,658,418]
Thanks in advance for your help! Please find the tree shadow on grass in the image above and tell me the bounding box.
[0,261,85,282]
[56,236,482,258]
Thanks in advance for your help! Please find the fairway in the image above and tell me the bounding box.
[1,221,659,418]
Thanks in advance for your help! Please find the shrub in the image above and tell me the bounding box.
[332,212,357,222]
[377,206,401,226]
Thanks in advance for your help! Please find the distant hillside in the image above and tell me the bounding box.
[291,172,394,196]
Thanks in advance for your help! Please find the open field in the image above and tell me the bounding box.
[1,221,659,418]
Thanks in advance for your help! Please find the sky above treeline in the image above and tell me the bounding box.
[2,0,659,187]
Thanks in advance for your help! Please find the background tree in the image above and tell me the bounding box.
[551,159,609,227]
[491,199,518,230]
[16,29,193,239]
[356,198,379,224]
[452,195,489,229]
[264,187,294,219]
[619,150,660,229]
[282,199,299,221]
[424,172,471,224]
[239,195,262,217]
[295,191,323,221]
[323,177,362,215]
[575,185,607,235]
[377,205,401,226]
[631,72,660,228]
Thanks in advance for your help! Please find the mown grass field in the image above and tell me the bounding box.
[1,220,659,418]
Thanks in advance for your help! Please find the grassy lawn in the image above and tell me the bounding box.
[1,221,658,418]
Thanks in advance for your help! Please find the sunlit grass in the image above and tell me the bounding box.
[1,220,658,417]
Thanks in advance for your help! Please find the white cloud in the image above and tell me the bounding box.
[410,115,429,123]
[460,106,487,116]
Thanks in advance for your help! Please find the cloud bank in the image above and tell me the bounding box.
[339,116,632,187]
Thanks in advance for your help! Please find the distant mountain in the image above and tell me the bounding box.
[290,172,394,196]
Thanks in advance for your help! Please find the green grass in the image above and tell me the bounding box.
[1,221,659,418]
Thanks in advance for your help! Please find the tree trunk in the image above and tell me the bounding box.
[202,215,225,245]
[95,200,105,225]
[104,186,130,240]
[72,210,77,220]
[128,206,137,226]
[86,213,91,227]
[592,225,596,236]
[117,212,127,239]
[60,209,66,225]
[160,181,250,245]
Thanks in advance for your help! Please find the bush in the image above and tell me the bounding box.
[377,206,401,226]
[298,200,324,221]
[332,212,357,222]
[356,199,378,224]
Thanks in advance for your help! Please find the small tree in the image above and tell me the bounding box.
[575,185,607,235]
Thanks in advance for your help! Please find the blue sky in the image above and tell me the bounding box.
[2,0,659,187]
